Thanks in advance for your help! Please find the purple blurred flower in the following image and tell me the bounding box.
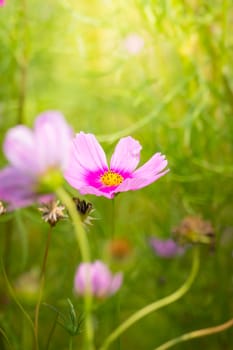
[0,111,72,209]
[65,132,168,199]
[74,261,123,299]
[123,33,144,55]
[149,237,185,258]
[0,0,5,7]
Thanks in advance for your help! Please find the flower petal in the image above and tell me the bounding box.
[34,111,73,173]
[149,237,185,258]
[71,132,108,172]
[78,184,115,199]
[92,261,112,297]
[74,262,92,295]
[109,273,123,295]
[117,153,169,192]
[0,166,36,209]
[65,132,108,189]
[110,136,142,174]
[3,126,38,174]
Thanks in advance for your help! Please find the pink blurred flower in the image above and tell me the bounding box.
[65,132,168,199]
[74,261,123,299]
[0,111,73,209]
[0,0,5,7]
[149,237,185,258]
[123,33,144,55]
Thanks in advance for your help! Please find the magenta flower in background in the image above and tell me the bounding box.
[65,132,168,199]
[0,111,72,209]
[149,237,185,258]
[74,261,123,299]
[0,0,5,7]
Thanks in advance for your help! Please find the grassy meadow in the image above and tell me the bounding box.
[0,1,233,349]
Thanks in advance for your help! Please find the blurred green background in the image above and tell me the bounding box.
[0,0,233,349]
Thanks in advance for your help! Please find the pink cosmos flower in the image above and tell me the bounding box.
[65,132,168,199]
[74,260,123,299]
[0,111,73,209]
[0,0,5,7]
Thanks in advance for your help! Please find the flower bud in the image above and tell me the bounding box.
[74,261,123,299]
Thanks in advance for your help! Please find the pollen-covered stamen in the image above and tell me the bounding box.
[100,170,123,187]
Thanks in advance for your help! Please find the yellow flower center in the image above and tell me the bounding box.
[100,170,123,187]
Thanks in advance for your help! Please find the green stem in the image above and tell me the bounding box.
[1,260,34,332]
[154,318,233,350]
[110,197,121,350]
[34,226,53,350]
[17,0,29,124]
[69,337,73,350]
[45,313,58,350]
[3,218,14,275]
[99,247,200,350]
[0,326,13,349]
[111,198,115,240]
[56,187,94,350]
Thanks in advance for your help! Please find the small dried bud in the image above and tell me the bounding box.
[73,197,94,226]
[38,200,67,227]
[173,216,215,246]
[0,201,6,215]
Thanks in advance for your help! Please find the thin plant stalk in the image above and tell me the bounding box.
[45,313,58,350]
[154,318,233,350]
[3,218,14,275]
[110,197,121,350]
[1,260,34,332]
[56,187,94,350]
[111,198,115,240]
[0,326,13,349]
[69,337,73,350]
[17,0,29,124]
[100,247,200,350]
[34,226,53,350]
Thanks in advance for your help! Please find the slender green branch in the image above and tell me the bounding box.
[111,197,115,240]
[45,313,58,350]
[154,318,233,350]
[0,326,13,349]
[97,77,194,144]
[100,247,200,350]
[17,0,29,124]
[69,336,73,350]
[56,187,94,350]
[34,226,53,350]
[1,260,34,332]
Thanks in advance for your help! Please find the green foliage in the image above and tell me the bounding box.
[0,0,233,349]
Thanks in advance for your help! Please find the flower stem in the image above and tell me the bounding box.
[154,318,233,350]
[34,226,53,350]
[0,327,12,349]
[110,197,121,350]
[18,0,29,124]
[45,313,58,350]
[111,198,115,240]
[99,247,200,350]
[69,337,73,350]
[56,187,94,350]
[1,259,34,334]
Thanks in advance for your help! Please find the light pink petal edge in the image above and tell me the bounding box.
[3,125,37,174]
[117,153,169,192]
[110,136,142,174]
[110,273,123,295]
[34,111,73,173]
